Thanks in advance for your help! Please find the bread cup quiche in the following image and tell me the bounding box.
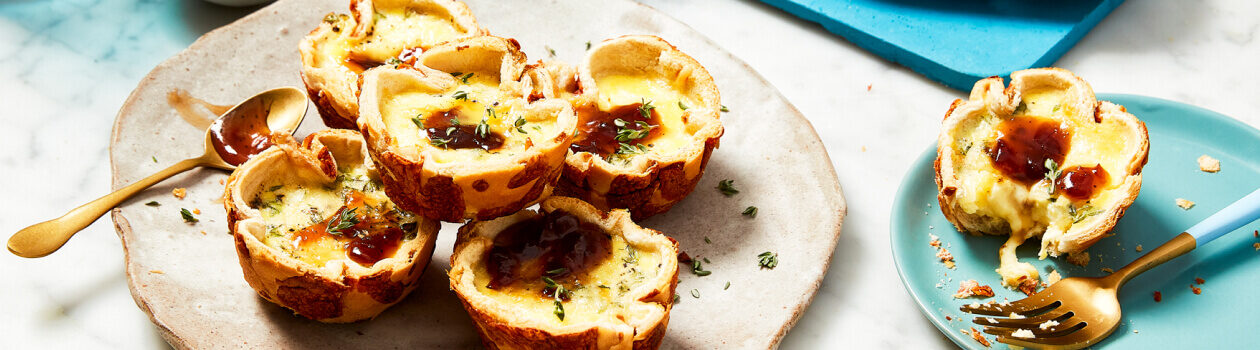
[224,129,441,322]
[300,0,483,129]
[357,35,578,222]
[449,196,679,349]
[557,35,724,220]
[935,68,1149,291]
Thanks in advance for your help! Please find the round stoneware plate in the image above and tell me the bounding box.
[108,0,846,348]
[891,94,1260,349]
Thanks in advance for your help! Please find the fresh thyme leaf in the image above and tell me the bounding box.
[475,116,490,138]
[742,206,758,218]
[553,300,565,320]
[637,99,656,119]
[151,156,157,163]
[450,117,461,126]
[1052,104,1061,113]
[385,58,403,66]
[429,137,451,148]
[546,46,556,57]
[598,284,610,289]
[327,207,359,235]
[180,208,198,223]
[614,118,656,142]
[452,90,469,101]
[411,116,425,129]
[691,259,712,276]
[720,105,729,112]
[322,14,339,24]
[546,267,569,276]
[622,245,638,265]
[673,294,680,304]
[1044,159,1063,195]
[1014,102,1028,115]
[717,179,739,196]
[724,281,731,290]
[615,142,648,155]
[449,71,462,77]
[704,236,711,244]
[703,257,710,263]
[268,185,284,191]
[757,251,778,269]
[1070,204,1100,223]
[585,41,591,50]
[459,72,474,83]
[145,201,160,207]
[678,101,688,110]
[513,117,528,133]
[690,289,700,298]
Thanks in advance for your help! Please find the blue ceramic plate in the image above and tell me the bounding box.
[892,94,1260,349]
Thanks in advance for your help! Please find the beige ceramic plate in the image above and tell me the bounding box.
[109,0,846,348]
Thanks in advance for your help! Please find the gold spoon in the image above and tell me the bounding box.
[7,87,308,258]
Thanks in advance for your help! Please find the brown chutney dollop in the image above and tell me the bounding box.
[484,210,613,295]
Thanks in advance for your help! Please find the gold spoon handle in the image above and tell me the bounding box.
[7,157,205,258]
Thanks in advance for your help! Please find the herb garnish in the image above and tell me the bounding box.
[690,289,700,298]
[411,116,425,129]
[546,46,556,57]
[742,206,758,218]
[513,117,528,133]
[385,58,403,66]
[691,259,712,276]
[542,277,570,321]
[145,201,160,207]
[452,90,469,101]
[724,281,731,290]
[615,143,648,155]
[757,251,778,269]
[717,179,739,196]
[322,14,339,24]
[1044,159,1063,195]
[720,105,729,112]
[152,156,157,163]
[585,41,591,51]
[546,267,569,276]
[1014,102,1028,115]
[704,236,712,244]
[459,72,474,84]
[180,208,198,223]
[613,118,656,142]
[327,207,359,235]
[429,137,451,148]
[1069,204,1100,223]
[637,99,656,119]
[678,101,688,110]
[475,116,490,138]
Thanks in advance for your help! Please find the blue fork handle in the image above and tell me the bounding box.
[1186,187,1260,244]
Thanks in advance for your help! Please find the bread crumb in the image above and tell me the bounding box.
[953,280,995,299]
[1198,155,1220,173]
[861,146,867,152]
[1191,284,1202,295]
[1254,242,1260,251]
[1176,198,1195,210]
[1067,251,1090,266]
[193,208,201,215]
[219,179,225,185]
[1154,291,1162,302]
[1009,312,1025,319]
[866,84,872,91]
[149,270,164,274]
[173,188,187,199]
[930,235,956,269]
[945,315,952,321]
[1254,230,1258,238]
[1046,270,1062,285]
[1101,267,1115,274]
[200,230,207,235]
[1039,320,1059,330]
[964,327,992,347]
[1195,277,1205,285]
[1017,277,1038,296]
[1135,244,1143,252]
[1011,329,1035,339]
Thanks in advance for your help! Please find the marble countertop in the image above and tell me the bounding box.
[3,0,1257,348]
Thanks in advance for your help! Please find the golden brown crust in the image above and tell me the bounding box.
[558,35,723,220]
[449,197,679,349]
[357,35,577,222]
[222,130,441,322]
[934,68,1149,256]
[299,0,483,129]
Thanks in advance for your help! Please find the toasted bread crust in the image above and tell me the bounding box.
[934,68,1149,256]
[357,36,577,222]
[449,197,679,349]
[299,0,483,129]
[223,130,441,323]
[558,35,723,220]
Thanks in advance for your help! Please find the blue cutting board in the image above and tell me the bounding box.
[759,0,1125,91]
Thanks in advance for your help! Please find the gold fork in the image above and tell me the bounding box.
[961,188,1260,349]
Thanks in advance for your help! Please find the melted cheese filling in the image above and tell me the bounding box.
[253,166,406,267]
[595,75,697,157]
[381,74,560,163]
[949,88,1137,288]
[472,235,662,325]
[312,7,466,72]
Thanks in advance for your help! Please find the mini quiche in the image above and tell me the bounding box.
[357,35,578,222]
[449,196,679,349]
[935,68,1148,291]
[300,0,482,129]
[557,35,723,220]
[224,130,441,322]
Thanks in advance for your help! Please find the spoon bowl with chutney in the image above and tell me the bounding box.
[7,86,308,258]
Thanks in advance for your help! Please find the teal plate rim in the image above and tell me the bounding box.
[891,93,1260,349]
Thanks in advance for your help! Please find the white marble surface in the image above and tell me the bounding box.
[3,0,1258,348]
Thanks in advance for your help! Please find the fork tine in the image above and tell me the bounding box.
[993,321,1097,349]
[984,319,1086,338]
[973,310,1072,328]
[960,297,1060,316]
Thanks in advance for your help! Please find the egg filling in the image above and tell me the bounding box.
[570,75,697,163]
[312,5,470,75]
[252,164,418,268]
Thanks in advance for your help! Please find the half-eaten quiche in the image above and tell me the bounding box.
[935,68,1149,291]
[449,196,679,349]
[300,0,483,129]
[357,35,578,222]
[224,130,441,322]
[557,35,724,220]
